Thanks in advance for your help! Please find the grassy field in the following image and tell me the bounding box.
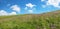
[0,10,60,29]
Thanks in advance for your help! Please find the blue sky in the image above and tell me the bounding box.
[0,0,60,16]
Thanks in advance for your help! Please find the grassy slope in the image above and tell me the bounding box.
[0,10,60,29]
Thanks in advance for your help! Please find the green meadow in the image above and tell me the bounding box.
[0,10,60,29]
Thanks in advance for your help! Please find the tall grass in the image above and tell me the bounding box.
[0,13,60,29]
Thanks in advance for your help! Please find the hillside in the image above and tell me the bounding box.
[0,10,60,29]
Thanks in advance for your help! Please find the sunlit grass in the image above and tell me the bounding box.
[0,11,60,29]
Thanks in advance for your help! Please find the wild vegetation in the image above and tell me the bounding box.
[0,10,60,29]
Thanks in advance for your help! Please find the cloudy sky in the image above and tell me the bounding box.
[0,0,60,16]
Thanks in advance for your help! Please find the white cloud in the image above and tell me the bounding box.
[28,10,33,13]
[0,10,8,16]
[0,10,17,16]
[10,5,21,12]
[9,12,17,15]
[25,3,36,13]
[24,7,28,10]
[26,3,36,8]
[45,0,60,8]
[41,0,46,2]
[42,5,46,8]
